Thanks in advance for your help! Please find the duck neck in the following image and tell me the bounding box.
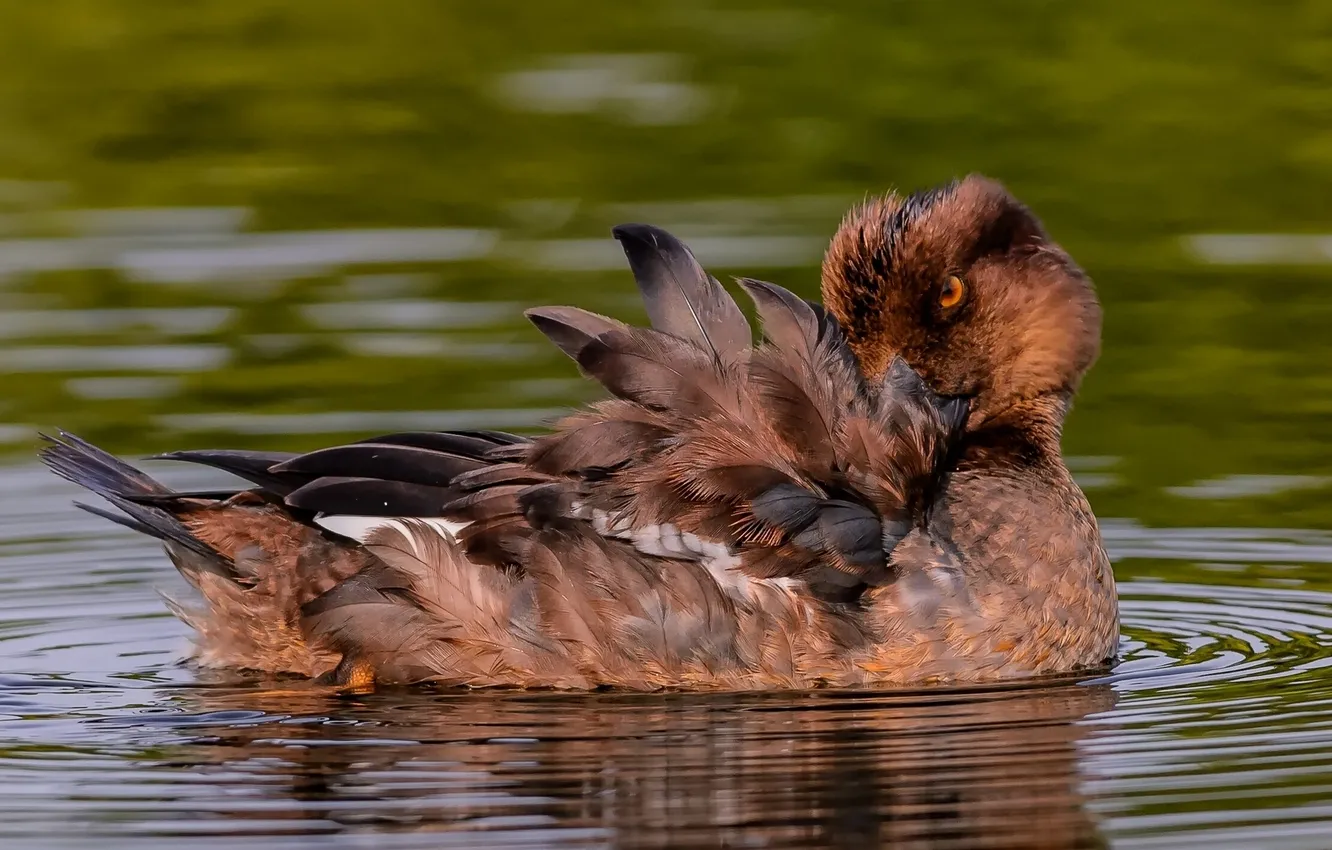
[956,393,1070,473]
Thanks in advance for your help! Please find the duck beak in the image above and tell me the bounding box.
[884,357,974,434]
[935,393,973,437]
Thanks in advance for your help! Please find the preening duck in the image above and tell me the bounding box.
[40,174,1117,691]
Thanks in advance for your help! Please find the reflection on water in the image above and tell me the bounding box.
[2,0,1332,847]
[41,684,1114,849]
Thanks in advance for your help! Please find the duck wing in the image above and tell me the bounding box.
[273,225,967,603]
[516,236,968,602]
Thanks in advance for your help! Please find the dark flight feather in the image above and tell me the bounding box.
[271,443,484,488]
[39,432,237,577]
[147,449,305,495]
[285,476,458,517]
[352,430,524,458]
[612,223,751,363]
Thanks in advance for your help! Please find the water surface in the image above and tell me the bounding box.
[2,2,1332,847]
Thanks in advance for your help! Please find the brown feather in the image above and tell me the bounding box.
[577,327,740,417]
[443,484,530,523]
[524,536,612,673]
[451,462,552,491]
[747,349,839,476]
[457,515,534,568]
[737,278,821,361]
[525,305,627,361]
[527,415,668,477]
[613,223,751,363]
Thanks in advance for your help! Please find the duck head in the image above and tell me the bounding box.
[820,175,1101,432]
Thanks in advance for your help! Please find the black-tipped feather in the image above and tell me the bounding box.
[147,449,304,495]
[936,396,972,439]
[612,223,751,363]
[525,306,626,361]
[737,278,821,361]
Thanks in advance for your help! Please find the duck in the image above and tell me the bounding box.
[39,174,1118,691]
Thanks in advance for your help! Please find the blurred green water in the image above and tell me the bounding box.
[0,0,1329,542]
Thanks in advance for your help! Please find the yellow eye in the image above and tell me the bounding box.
[939,275,966,309]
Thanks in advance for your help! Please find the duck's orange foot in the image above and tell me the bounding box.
[329,656,378,695]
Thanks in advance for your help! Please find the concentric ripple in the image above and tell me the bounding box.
[3,464,1332,849]
[1112,581,1332,691]
[1080,581,1332,849]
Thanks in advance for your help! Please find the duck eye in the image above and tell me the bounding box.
[939,275,966,309]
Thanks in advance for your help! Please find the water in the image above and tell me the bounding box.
[2,2,1332,847]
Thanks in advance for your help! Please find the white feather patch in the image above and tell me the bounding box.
[588,509,797,599]
[314,515,470,552]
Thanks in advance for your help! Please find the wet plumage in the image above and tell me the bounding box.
[39,174,1118,691]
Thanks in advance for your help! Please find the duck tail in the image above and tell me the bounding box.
[38,431,351,677]
[40,430,241,580]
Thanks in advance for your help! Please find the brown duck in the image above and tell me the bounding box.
[40,175,1118,691]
